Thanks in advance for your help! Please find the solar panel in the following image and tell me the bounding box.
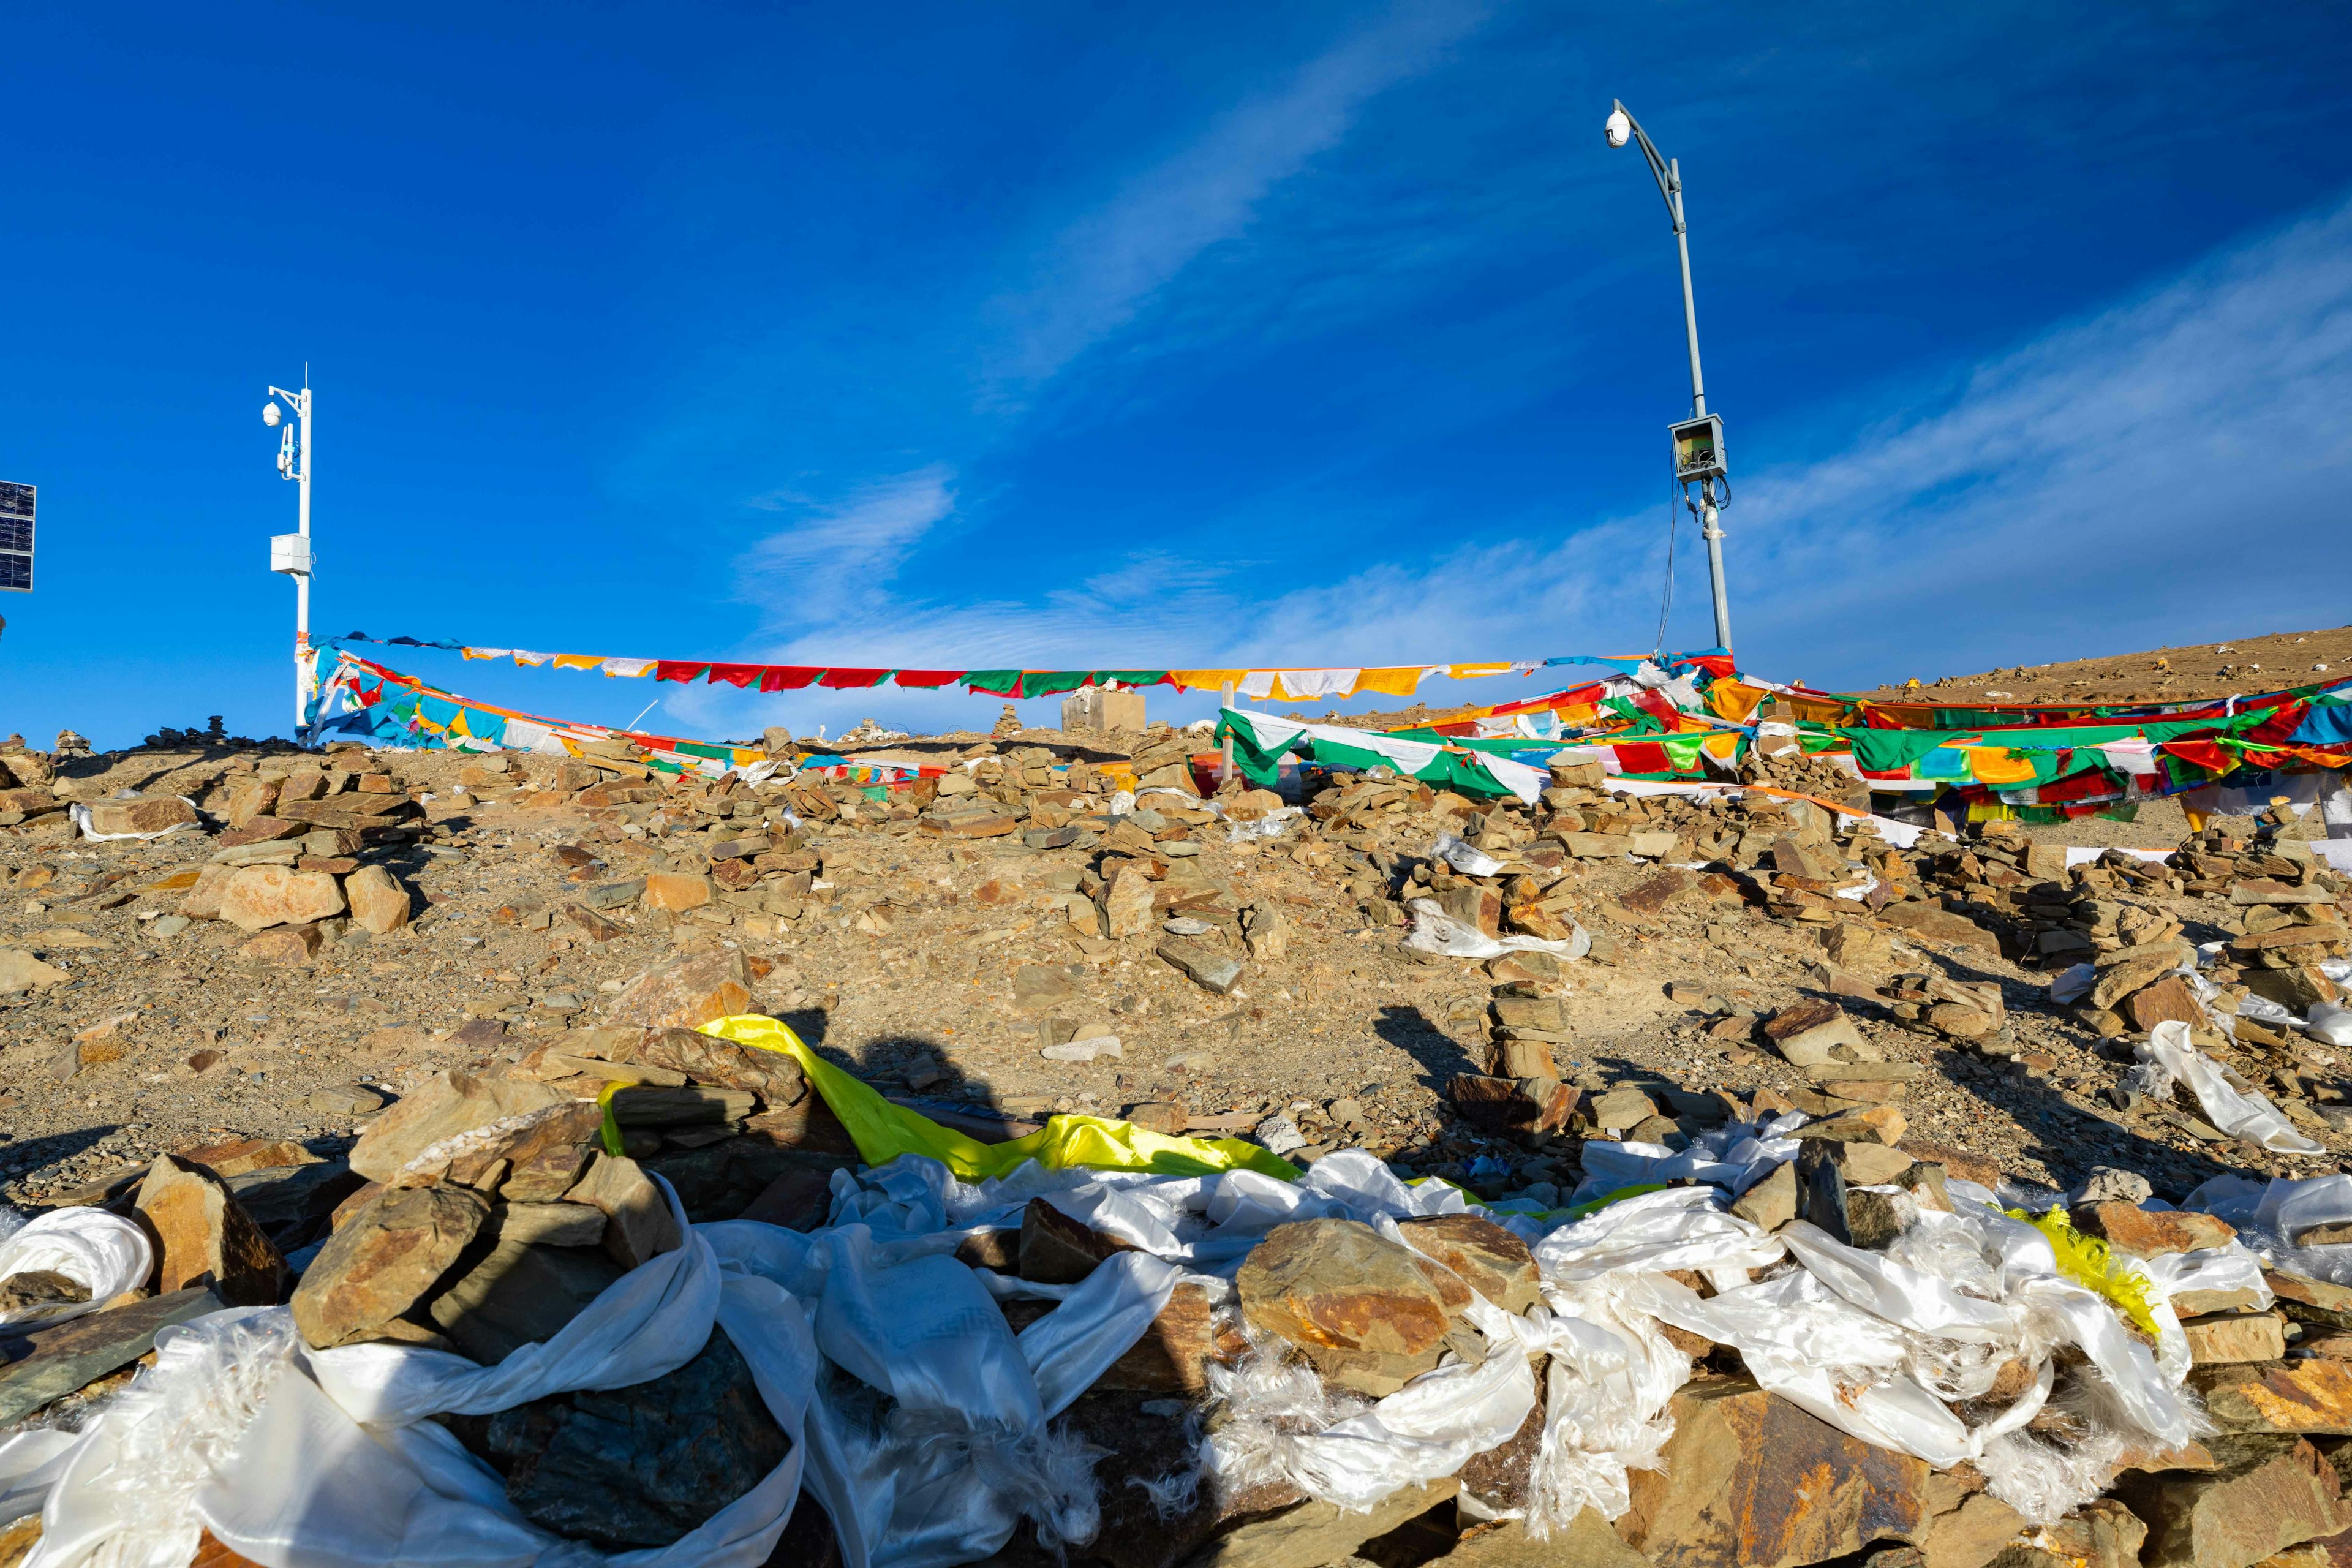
[0,482,30,593]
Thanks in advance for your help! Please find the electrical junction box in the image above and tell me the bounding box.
[270,533,314,575]
[1670,413,1727,483]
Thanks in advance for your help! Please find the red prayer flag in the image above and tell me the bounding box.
[655,662,710,684]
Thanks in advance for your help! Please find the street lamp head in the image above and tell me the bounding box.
[262,402,282,428]
[1604,107,1632,149]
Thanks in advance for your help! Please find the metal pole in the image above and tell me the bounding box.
[1667,164,1705,419]
[1615,104,1733,652]
[1220,680,1236,785]
[1665,159,1731,650]
[293,384,313,737]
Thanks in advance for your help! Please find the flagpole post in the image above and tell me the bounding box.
[264,373,316,740]
[1219,681,1237,786]
[1605,100,1733,653]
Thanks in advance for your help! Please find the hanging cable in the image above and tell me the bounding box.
[1654,474,1682,657]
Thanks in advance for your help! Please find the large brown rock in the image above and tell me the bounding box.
[394,1099,605,1202]
[292,1184,490,1349]
[1090,1283,1221,1393]
[133,1155,287,1307]
[1447,1073,1579,1136]
[2070,1204,2230,1260]
[1913,1484,2030,1568]
[1615,1376,1934,1568]
[2185,1311,2291,1365]
[428,1237,627,1363]
[2269,1270,2352,1331]
[347,1071,581,1183]
[622,1027,805,1107]
[1019,1196,1139,1284]
[1237,1218,1453,1395]
[2070,1200,2237,1258]
[2114,1435,2352,1568]
[222,778,280,829]
[1102,866,1156,938]
[1877,902,1999,954]
[567,1153,684,1270]
[2128,974,2208,1030]
[466,1326,788,1549]
[344,865,413,933]
[176,864,237,921]
[1396,1213,1540,1313]
[2193,1359,2352,1435]
[1985,1499,2145,1568]
[2092,949,2185,1011]
[217,865,346,933]
[605,951,754,1030]
[0,948,69,993]
[85,795,197,837]
[243,924,325,965]
[639,872,714,912]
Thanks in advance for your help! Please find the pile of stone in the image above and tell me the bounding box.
[0,747,65,830]
[159,756,427,961]
[14,974,2352,1568]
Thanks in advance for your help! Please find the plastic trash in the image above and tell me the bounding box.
[1401,898,1589,962]
[0,1207,154,1330]
[2138,1020,2325,1155]
[2185,1172,2352,1284]
[2237,992,2301,1028]
[2048,963,2097,1006]
[1431,833,1506,878]
[0,1008,2274,1563]
[1226,809,1299,844]
[2306,1002,2352,1048]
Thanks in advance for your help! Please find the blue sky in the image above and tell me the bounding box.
[6,2,2352,747]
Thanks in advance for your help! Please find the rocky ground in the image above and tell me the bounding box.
[7,696,2352,1568]
[0,717,2340,1211]
[1852,624,2352,705]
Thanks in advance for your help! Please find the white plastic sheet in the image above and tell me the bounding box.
[1402,897,1589,962]
[1430,833,1506,878]
[2138,1020,2325,1155]
[1612,1194,2204,1526]
[0,1101,2281,1565]
[1519,1188,1785,1529]
[2306,1002,2352,1048]
[0,1208,154,1330]
[2186,1173,2352,1284]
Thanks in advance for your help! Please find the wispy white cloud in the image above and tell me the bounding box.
[1211,192,2352,685]
[736,465,957,622]
[694,186,2352,739]
[978,1,1490,404]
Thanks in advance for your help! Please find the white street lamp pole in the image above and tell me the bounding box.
[265,374,316,739]
[1605,99,1733,652]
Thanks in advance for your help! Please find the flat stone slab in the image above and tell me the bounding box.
[0,1286,227,1427]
